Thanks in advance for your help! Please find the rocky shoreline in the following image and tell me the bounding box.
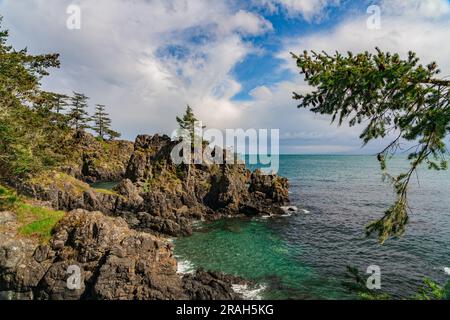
[0,209,250,300]
[0,131,290,300]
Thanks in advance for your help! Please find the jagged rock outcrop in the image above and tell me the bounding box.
[120,134,289,231]
[62,130,134,183]
[20,134,290,237]
[0,210,244,300]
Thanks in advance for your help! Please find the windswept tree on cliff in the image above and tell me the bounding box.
[67,92,91,130]
[92,104,120,140]
[176,105,205,143]
[292,48,450,243]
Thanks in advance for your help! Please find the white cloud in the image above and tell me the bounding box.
[224,10,273,35]
[280,2,450,75]
[269,0,450,152]
[0,0,272,136]
[0,0,448,154]
[250,86,273,100]
[255,0,340,21]
[381,0,450,19]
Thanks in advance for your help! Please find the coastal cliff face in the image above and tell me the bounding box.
[20,133,290,237]
[63,130,134,183]
[1,131,290,300]
[0,209,245,300]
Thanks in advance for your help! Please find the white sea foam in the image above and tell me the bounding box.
[232,283,266,300]
[444,267,450,275]
[301,209,310,214]
[281,206,298,213]
[176,258,195,275]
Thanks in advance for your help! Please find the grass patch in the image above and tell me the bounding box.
[16,203,65,243]
[1,184,65,243]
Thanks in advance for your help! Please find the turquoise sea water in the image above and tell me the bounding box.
[174,155,450,299]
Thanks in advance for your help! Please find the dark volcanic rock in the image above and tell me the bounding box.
[122,134,290,221]
[0,210,243,300]
[20,134,290,237]
[182,269,247,300]
[63,130,134,183]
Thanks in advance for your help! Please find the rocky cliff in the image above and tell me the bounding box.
[0,209,246,300]
[63,130,134,183]
[21,134,290,237]
[1,132,290,300]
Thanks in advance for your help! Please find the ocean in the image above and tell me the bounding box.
[174,155,450,299]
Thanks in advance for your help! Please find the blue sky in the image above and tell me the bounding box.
[1,0,449,154]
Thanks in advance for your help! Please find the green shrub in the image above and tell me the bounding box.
[0,184,18,209]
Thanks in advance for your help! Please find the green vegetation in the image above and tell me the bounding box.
[0,18,121,179]
[92,104,120,140]
[413,278,450,300]
[29,171,90,196]
[292,49,450,243]
[0,184,65,243]
[176,105,205,144]
[16,203,65,243]
[67,92,91,130]
[0,184,18,209]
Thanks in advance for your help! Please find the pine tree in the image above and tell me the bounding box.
[176,105,204,143]
[92,104,120,140]
[92,104,109,139]
[106,128,121,140]
[67,92,90,130]
[53,93,69,114]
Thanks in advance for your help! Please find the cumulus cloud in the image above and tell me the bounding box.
[0,0,448,154]
[280,9,450,75]
[0,0,271,137]
[259,0,450,152]
[381,0,450,19]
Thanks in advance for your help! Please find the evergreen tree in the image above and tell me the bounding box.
[176,105,204,143]
[67,92,90,130]
[32,92,68,114]
[92,104,109,139]
[53,93,69,114]
[92,104,120,140]
[106,128,121,140]
[0,17,62,176]
[292,48,450,243]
